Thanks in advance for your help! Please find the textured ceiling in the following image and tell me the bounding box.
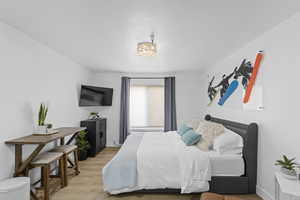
[0,0,300,72]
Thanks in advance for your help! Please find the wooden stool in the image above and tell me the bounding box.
[201,193,242,200]
[50,145,79,187]
[30,152,65,200]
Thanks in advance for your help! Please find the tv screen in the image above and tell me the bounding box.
[79,85,113,106]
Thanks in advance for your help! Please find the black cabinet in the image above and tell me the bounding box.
[80,118,106,157]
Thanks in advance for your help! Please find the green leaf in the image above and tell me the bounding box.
[41,104,45,125]
[289,158,296,162]
[44,106,48,125]
[283,155,288,163]
[38,103,43,126]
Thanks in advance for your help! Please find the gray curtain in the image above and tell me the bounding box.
[164,77,177,132]
[119,77,130,144]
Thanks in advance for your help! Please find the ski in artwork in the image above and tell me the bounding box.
[243,51,263,103]
[213,72,234,106]
[218,80,239,106]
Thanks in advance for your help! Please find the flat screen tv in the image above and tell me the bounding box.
[79,85,113,106]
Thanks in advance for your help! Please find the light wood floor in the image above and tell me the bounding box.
[51,148,262,200]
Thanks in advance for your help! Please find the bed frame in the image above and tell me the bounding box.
[129,114,258,194]
[204,114,258,194]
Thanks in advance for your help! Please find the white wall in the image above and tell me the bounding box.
[87,71,204,146]
[0,21,90,180]
[200,12,300,200]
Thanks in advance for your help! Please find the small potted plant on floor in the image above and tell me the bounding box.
[275,155,297,178]
[76,130,90,161]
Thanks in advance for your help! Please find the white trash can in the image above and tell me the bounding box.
[0,177,30,200]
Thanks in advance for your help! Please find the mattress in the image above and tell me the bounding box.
[208,151,245,176]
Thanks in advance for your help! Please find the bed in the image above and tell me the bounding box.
[102,115,258,194]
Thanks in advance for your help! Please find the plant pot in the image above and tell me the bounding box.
[34,125,48,134]
[281,167,296,177]
[78,150,88,161]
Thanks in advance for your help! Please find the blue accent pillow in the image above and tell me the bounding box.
[178,124,192,136]
[181,130,201,146]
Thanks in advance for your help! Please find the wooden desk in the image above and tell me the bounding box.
[5,127,86,177]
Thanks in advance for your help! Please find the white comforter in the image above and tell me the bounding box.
[137,132,211,193]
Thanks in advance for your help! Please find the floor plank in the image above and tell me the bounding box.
[51,148,263,200]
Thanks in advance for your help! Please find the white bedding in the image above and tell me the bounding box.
[107,132,244,194]
[137,132,181,189]
[137,132,211,193]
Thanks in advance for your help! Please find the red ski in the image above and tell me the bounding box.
[243,51,263,103]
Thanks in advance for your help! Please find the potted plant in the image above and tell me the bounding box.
[89,112,100,120]
[76,130,90,161]
[35,103,48,133]
[275,155,297,177]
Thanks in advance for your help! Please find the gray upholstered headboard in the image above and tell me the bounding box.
[205,114,258,193]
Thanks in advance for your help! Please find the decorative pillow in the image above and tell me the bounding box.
[185,120,203,130]
[181,130,201,146]
[195,121,225,151]
[178,124,193,136]
[213,128,244,155]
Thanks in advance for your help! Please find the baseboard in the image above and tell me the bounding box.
[256,185,274,200]
[106,144,122,147]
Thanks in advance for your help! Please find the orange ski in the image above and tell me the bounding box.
[243,51,263,103]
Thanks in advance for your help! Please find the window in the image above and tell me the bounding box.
[129,83,164,132]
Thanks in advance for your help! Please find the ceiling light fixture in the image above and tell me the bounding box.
[137,33,157,56]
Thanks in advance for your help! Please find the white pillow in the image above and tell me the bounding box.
[213,128,243,155]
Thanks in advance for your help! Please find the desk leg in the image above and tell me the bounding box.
[67,158,75,168]
[65,132,80,167]
[14,144,22,176]
[15,144,45,176]
[66,132,79,145]
[60,138,65,145]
